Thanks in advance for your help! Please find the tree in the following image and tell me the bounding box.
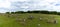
[57,12,60,15]
[6,12,10,14]
[11,12,15,14]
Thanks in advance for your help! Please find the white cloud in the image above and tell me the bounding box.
[9,0,27,2]
[0,10,6,13]
[0,0,60,13]
[9,0,60,12]
[32,0,60,11]
[0,0,10,8]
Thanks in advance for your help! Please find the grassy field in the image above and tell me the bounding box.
[0,13,60,27]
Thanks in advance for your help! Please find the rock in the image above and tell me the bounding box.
[38,24,40,26]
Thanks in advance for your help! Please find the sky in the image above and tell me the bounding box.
[0,0,60,13]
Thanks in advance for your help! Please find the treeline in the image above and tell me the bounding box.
[6,10,60,15]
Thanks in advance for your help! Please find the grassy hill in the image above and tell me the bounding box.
[0,13,60,27]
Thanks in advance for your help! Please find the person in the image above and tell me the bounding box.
[54,20,57,24]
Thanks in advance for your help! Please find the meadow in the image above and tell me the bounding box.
[0,13,60,27]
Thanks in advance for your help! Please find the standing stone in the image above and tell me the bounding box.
[39,18,42,21]
[38,24,40,27]
[28,15,34,20]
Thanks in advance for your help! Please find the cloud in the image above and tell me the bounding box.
[0,8,9,13]
[0,0,60,13]
[9,0,28,2]
[7,0,60,12]
[0,0,11,8]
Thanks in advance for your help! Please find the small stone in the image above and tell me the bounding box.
[38,24,40,26]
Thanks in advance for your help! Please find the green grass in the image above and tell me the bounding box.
[0,13,60,27]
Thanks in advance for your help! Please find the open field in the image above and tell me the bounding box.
[0,13,60,27]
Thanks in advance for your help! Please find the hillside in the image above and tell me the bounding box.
[0,13,60,27]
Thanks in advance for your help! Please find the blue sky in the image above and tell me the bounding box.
[0,0,60,13]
